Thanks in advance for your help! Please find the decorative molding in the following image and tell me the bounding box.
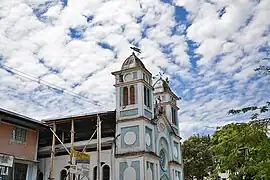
[121,125,139,148]
[146,161,154,180]
[153,90,180,101]
[120,108,138,117]
[123,167,136,180]
[158,122,166,133]
[144,109,152,119]
[124,131,136,145]
[145,126,153,151]
[168,161,182,168]
[116,116,151,124]
[160,174,170,180]
[119,160,140,180]
[112,66,152,76]
[173,146,178,159]
[146,133,151,147]
[114,79,154,90]
[165,101,180,110]
[115,151,160,159]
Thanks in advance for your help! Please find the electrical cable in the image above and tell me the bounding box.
[0,63,108,111]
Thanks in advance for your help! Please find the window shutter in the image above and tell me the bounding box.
[120,87,123,106]
[123,87,129,106]
[130,85,135,104]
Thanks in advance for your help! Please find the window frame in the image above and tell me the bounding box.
[123,87,129,106]
[102,164,110,180]
[171,107,177,126]
[144,86,152,109]
[60,169,68,180]
[120,85,137,107]
[14,163,28,180]
[93,166,97,180]
[130,85,135,105]
[11,126,27,144]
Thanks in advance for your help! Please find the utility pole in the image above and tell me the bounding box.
[48,121,56,180]
[97,114,101,180]
[70,119,75,180]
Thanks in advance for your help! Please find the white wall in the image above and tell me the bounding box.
[38,150,113,180]
[219,172,229,179]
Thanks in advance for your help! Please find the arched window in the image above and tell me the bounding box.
[102,165,110,180]
[130,85,135,104]
[38,172,43,180]
[60,169,67,180]
[123,87,129,106]
[93,166,97,180]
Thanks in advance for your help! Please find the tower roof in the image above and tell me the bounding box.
[153,78,171,92]
[153,78,180,100]
[121,52,145,70]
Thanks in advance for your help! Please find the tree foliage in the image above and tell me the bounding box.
[254,65,270,75]
[211,123,270,179]
[228,102,270,125]
[183,59,270,179]
[183,134,214,180]
[254,57,270,75]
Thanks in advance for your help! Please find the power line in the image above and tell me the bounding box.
[0,63,108,111]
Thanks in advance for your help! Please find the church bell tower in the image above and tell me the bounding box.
[112,52,154,122]
[111,51,160,180]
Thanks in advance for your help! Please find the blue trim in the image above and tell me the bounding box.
[121,125,140,148]
[144,109,152,119]
[120,108,138,117]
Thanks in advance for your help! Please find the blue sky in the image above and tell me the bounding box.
[0,0,269,139]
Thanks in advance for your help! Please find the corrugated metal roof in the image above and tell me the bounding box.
[41,110,115,122]
[0,107,45,126]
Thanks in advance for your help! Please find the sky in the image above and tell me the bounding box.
[0,0,269,140]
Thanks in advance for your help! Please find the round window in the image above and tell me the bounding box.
[124,73,132,81]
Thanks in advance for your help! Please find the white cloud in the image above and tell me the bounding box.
[0,0,268,140]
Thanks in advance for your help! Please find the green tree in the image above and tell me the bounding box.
[183,134,214,180]
[228,102,270,125]
[211,123,270,179]
[254,57,270,75]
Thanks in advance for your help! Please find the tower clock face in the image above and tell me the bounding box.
[124,73,132,81]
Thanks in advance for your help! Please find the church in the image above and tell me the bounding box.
[37,51,184,180]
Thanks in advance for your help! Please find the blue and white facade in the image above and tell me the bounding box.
[112,52,183,180]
